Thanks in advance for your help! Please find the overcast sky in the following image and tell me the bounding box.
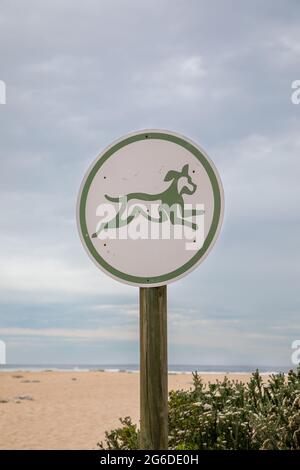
[0,0,299,367]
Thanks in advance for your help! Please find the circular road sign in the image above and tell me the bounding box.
[77,129,224,287]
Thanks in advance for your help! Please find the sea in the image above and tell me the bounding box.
[0,364,293,374]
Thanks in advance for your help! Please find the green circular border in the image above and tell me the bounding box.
[79,132,222,285]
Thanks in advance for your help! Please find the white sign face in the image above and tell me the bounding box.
[77,130,224,287]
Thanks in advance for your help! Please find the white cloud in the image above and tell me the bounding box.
[214,127,300,221]
[132,54,206,103]
[0,254,131,300]
[0,326,137,341]
[89,303,138,316]
[180,56,205,79]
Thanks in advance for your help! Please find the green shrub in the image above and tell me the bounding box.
[98,368,300,450]
[98,417,139,450]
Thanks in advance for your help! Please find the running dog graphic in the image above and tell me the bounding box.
[92,164,204,238]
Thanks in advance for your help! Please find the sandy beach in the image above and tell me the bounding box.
[0,371,254,450]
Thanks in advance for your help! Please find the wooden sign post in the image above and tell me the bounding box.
[77,129,224,450]
[140,286,168,449]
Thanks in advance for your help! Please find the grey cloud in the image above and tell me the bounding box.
[0,0,299,365]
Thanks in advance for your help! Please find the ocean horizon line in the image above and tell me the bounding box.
[0,363,293,374]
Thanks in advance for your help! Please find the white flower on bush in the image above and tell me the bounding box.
[203,403,212,411]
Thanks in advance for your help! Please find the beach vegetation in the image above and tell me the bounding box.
[98,368,300,450]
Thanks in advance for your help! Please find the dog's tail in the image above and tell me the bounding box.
[105,194,120,202]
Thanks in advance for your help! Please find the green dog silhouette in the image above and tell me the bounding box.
[92,164,204,238]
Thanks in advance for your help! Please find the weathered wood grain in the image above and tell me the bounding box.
[139,286,168,450]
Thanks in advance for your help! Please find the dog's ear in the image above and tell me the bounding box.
[164,170,179,181]
[182,164,189,176]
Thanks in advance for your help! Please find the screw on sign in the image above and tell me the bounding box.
[77,129,224,449]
